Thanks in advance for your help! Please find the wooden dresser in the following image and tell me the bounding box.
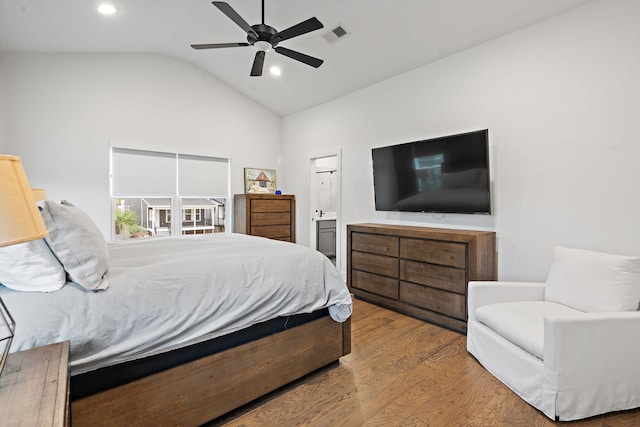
[234,194,296,242]
[347,223,496,333]
[0,341,70,426]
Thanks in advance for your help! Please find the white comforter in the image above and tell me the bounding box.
[1,233,352,375]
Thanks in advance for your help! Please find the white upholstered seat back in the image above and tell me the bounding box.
[544,246,640,312]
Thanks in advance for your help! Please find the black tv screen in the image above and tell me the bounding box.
[372,129,491,214]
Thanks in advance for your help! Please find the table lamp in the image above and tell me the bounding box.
[32,188,47,202]
[0,155,48,376]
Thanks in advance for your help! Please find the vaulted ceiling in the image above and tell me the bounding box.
[0,0,595,116]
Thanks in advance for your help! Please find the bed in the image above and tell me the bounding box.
[0,200,352,426]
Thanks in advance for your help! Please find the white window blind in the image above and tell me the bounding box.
[178,154,228,197]
[111,148,176,196]
[111,148,230,197]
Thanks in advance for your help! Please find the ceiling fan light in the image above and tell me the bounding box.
[270,66,281,76]
[255,41,272,52]
[97,4,117,15]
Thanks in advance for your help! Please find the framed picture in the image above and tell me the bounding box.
[244,167,277,194]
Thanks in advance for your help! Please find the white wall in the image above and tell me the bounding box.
[1,53,282,237]
[282,0,640,281]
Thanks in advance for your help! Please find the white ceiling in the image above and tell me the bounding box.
[0,0,595,116]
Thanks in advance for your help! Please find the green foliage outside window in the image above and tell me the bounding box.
[116,210,143,234]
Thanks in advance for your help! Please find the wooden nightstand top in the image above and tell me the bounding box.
[0,341,70,426]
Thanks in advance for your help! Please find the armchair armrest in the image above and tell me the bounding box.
[545,311,640,374]
[543,312,640,419]
[467,281,545,322]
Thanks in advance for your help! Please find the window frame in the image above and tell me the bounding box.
[110,147,231,240]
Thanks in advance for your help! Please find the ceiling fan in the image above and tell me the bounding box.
[191,1,324,77]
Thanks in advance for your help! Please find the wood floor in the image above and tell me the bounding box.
[211,299,640,426]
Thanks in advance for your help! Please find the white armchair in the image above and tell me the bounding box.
[467,247,640,421]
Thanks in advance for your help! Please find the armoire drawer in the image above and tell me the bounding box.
[250,225,291,239]
[251,212,291,226]
[251,199,291,212]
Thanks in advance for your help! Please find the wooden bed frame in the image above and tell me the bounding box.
[71,315,351,426]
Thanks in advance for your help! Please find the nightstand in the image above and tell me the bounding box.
[0,341,70,426]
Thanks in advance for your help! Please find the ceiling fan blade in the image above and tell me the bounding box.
[250,51,266,76]
[191,42,250,49]
[278,17,323,41]
[212,2,259,39]
[275,47,323,68]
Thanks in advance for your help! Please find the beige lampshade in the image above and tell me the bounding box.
[0,155,48,247]
[32,188,47,201]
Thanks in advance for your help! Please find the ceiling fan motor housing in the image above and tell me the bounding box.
[248,24,281,48]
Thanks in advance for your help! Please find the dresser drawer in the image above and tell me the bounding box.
[400,281,466,320]
[250,225,291,239]
[352,251,398,278]
[400,260,466,294]
[400,238,466,268]
[251,212,290,226]
[351,270,398,299]
[352,232,399,257]
[251,199,291,212]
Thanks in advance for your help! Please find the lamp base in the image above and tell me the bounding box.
[0,297,16,376]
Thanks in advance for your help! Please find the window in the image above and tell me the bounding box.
[415,154,444,191]
[110,148,229,240]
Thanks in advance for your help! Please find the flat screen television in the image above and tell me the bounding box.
[372,129,491,214]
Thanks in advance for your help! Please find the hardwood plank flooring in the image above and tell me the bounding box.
[210,299,640,426]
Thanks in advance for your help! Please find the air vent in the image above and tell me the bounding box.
[332,25,347,38]
[323,25,349,44]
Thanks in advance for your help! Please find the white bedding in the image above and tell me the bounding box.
[0,233,352,375]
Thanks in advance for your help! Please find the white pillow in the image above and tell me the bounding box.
[545,246,640,312]
[0,239,66,292]
[41,200,109,291]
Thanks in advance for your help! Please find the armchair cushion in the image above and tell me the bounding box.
[545,246,640,312]
[475,301,584,359]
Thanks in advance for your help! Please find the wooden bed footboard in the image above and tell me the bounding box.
[72,315,351,426]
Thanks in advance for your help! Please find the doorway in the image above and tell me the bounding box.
[308,150,342,274]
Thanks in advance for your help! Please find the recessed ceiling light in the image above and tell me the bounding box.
[98,4,117,15]
[270,66,281,76]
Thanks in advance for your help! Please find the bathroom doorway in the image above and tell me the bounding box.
[308,149,341,273]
